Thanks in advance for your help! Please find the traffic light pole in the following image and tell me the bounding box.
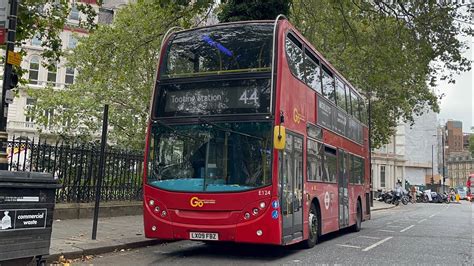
[0,0,18,170]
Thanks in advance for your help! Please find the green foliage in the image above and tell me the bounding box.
[290,1,472,147]
[13,0,97,77]
[28,1,213,149]
[218,0,291,22]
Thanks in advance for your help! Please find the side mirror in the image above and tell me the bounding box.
[273,125,286,150]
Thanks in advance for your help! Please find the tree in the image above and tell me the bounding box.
[9,0,97,77]
[218,0,291,22]
[28,1,213,149]
[290,1,472,147]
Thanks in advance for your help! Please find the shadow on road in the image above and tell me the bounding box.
[148,227,362,264]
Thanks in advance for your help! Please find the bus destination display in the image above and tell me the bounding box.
[155,79,271,117]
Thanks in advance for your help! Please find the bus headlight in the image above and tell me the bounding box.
[252,208,259,215]
[149,199,155,206]
[256,230,263,236]
[259,202,266,209]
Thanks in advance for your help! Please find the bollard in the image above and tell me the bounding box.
[455,194,460,203]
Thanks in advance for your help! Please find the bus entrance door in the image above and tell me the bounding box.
[338,150,349,228]
[280,133,304,244]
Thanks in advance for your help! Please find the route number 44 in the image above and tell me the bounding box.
[239,89,258,105]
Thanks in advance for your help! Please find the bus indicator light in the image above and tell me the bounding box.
[259,202,266,209]
[272,200,279,209]
[272,210,279,219]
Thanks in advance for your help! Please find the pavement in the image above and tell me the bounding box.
[370,200,397,211]
[48,215,160,262]
[46,200,396,262]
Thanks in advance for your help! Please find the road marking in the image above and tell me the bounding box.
[358,235,380,240]
[418,219,427,224]
[362,237,393,252]
[429,214,436,218]
[378,229,395,233]
[400,225,415,232]
[336,244,361,249]
[387,225,402,228]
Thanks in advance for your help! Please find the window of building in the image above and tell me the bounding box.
[69,5,80,21]
[28,56,40,85]
[380,165,386,187]
[323,146,337,182]
[285,33,304,81]
[68,35,78,49]
[31,33,42,46]
[47,64,57,86]
[65,67,75,84]
[322,65,335,103]
[307,139,323,181]
[335,78,347,112]
[44,109,54,129]
[25,98,37,124]
[304,50,322,94]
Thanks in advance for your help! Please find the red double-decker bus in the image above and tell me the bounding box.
[143,17,371,247]
[467,174,474,202]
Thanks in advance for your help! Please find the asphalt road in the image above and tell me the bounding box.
[80,201,473,265]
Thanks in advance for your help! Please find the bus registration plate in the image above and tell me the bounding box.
[189,232,219,241]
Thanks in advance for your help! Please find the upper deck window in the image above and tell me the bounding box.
[162,23,273,79]
[322,65,335,103]
[285,33,304,80]
[304,50,322,94]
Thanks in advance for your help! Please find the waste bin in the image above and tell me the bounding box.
[0,171,59,265]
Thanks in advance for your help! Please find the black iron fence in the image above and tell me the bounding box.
[7,137,144,203]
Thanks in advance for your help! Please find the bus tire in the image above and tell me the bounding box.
[352,201,362,232]
[303,203,319,248]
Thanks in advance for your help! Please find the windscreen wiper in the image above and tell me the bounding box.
[198,117,262,140]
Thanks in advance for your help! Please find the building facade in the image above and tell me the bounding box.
[446,151,474,188]
[446,120,464,154]
[371,111,439,191]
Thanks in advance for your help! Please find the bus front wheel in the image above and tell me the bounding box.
[303,203,319,248]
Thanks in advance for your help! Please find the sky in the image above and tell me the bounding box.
[437,30,473,133]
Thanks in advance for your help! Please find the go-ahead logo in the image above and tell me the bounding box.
[190,197,216,207]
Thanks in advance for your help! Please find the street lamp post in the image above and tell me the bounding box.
[431,144,434,185]
[442,128,446,192]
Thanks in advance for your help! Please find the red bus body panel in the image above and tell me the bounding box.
[144,19,371,246]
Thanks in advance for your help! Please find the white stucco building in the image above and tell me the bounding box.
[372,111,439,191]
